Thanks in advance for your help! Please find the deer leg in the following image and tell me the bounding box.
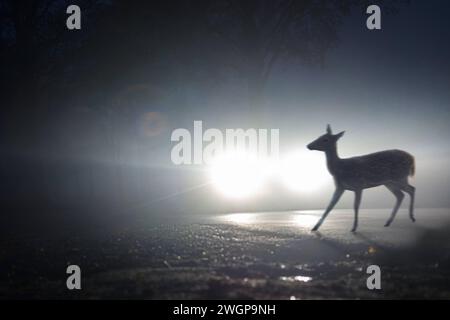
[352,190,362,232]
[384,184,404,227]
[312,188,344,231]
[399,183,416,222]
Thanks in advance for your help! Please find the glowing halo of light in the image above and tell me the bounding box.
[208,149,331,198]
[279,151,330,193]
[208,151,266,199]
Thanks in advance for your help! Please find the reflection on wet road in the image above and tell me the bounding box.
[2,209,450,299]
[210,208,450,248]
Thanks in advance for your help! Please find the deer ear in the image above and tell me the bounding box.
[326,124,332,134]
[335,131,345,139]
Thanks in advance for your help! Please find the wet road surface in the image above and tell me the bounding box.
[1,209,450,299]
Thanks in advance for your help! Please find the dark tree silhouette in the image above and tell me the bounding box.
[204,0,353,111]
[204,0,408,114]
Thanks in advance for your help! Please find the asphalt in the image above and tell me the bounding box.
[1,208,450,299]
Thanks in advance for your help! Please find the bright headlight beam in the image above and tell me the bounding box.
[279,151,330,193]
[209,151,265,199]
[208,150,330,198]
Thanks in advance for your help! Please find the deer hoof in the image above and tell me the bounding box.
[384,222,391,227]
[410,217,416,223]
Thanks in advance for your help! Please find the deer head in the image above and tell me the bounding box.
[307,124,345,152]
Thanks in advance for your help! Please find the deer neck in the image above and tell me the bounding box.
[325,146,340,176]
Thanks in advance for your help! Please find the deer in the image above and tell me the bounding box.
[307,125,415,232]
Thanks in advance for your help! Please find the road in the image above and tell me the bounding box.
[1,208,450,299]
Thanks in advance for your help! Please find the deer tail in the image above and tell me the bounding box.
[410,156,415,177]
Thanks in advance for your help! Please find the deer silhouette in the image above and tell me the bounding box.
[307,125,415,232]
